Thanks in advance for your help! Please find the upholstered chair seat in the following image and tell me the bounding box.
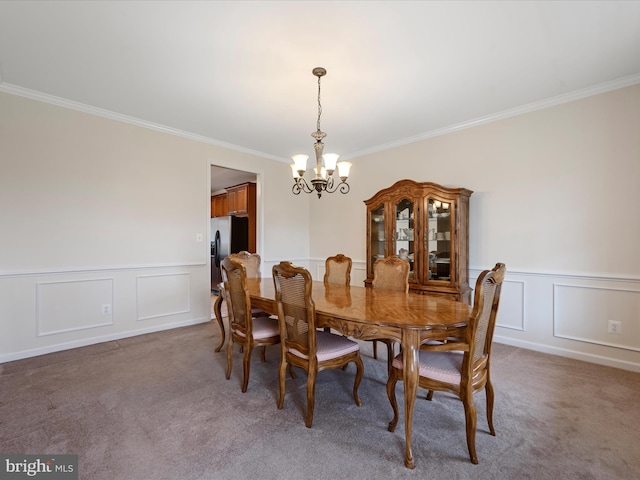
[289,331,360,362]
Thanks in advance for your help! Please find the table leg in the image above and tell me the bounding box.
[213,294,225,352]
[402,329,420,469]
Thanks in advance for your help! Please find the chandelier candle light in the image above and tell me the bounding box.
[291,67,351,198]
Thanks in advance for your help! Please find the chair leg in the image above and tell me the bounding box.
[386,341,394,377]
[260,345,267,362]
[462,388,479,464]
[485,377,496,436]
[426,390,434,401]
[213,295,225,352]
[241,343,253,393]
[353,356,364,407]
[373,340,378,359]
[386,369,399,432]
[305,363,318,428]
[225,337,234,380]
[277,359,287,410]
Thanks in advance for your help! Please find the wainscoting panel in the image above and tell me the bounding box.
[554,283,640,351]
[315,264,326,283]
[351,264,368,286]
[136,272,191,321]
[37,278,114,336]
[495,279,526,331]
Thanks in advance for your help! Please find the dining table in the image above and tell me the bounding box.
[213,277,472,469]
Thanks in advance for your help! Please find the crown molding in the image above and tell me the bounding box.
[3,73,639,163]
[346,73,640,159]
[0,82,284,163]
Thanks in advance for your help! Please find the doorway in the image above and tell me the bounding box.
[210,165,259,292]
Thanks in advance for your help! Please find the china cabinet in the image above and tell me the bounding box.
[364,179,473,303]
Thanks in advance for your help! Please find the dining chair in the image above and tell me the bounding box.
[228,251,268,317]
[371,255,410,372]
[221,256,281,393]
[324,254,352,286]
[272,261,364,428]
[322,254,352,333]
[386,263,506,464]
[228,251,261,278]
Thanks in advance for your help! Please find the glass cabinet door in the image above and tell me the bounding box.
[368,203,386,276]
[426,198,453,282]
[394,198,416,280]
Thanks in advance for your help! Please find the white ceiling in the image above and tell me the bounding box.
[209,166,257,194]
[1,1,640,167]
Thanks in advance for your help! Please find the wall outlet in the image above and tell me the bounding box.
[102,304,112,315]
[608,320,622,335]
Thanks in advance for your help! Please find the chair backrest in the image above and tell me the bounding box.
[228,251,261,278]
[272,261,317,358]
[220,256,253,337]
[466,263,506,367]
[324,254,352,286]
[372,256,410,292]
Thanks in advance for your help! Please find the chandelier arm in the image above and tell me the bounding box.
[292,178,314,195]
[337,182,350,195]
[323,176,350,195]
[324,175,336,192]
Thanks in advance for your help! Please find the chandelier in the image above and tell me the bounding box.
[291,67,351,198]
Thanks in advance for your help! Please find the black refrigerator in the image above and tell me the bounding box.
[210,215,249,291]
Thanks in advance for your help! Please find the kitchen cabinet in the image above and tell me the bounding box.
[211,183,256,252]
[210,193,228,218]
[364,179,473,303]
[226,182,255,216]
[226,182,256,253]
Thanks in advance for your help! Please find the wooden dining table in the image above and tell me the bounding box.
[213,278,472,469]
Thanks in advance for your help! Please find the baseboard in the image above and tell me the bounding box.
[0,316,210,364]
[494,335,640,373]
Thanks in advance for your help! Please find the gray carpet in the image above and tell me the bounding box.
[1,320,639,480]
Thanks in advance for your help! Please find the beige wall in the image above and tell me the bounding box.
[2,84,640,371]
[310,84,640,274]
[0,91,308,361]
[308,83,640,371]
